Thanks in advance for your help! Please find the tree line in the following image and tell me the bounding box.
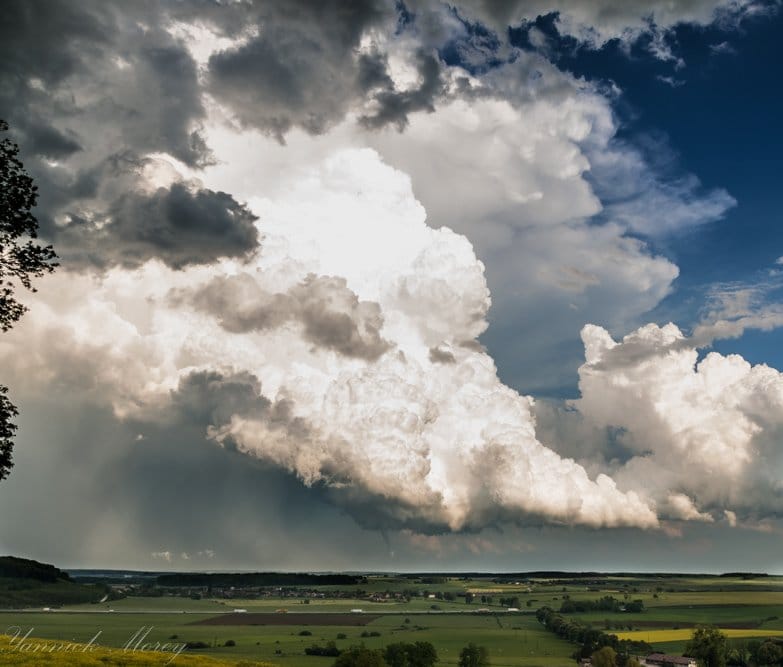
[300,640,490,667]
[156,572,364,587]
[535,605,652,664]
[559,595,644,614]
[687,626,783,667]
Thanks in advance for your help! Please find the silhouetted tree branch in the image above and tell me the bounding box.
[0,119,58,481]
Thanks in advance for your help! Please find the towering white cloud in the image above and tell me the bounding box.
[0,148,657,532]
[575,322,783,523]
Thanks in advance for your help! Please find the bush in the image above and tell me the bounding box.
[385,641,438,667]
[458,643,489,667]
[299,630,313,636]
[334,645,387,667]
[224,639,236,647]
[305,641,341,657]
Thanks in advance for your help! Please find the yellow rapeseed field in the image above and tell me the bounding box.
[0,633,275,666]
[614,629,783,643]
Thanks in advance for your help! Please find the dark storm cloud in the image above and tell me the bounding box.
[19,123,83,161]
[0,0,111,86]
[0,0,235,272]
[202,0,443,140]
[178,273,391,360]
[359,50,444,131]
[171,370,271,426]
[0,0,455,272]
[0,0,210,167]
[6,392,783,571]
[124,41,212,167]
[357,50,396,92]
[169,370,310,443]
[0,390,393,570]
[0,326,344,569]
[207,27,358,139]
[0,0,109,162]
[54,182,259,270]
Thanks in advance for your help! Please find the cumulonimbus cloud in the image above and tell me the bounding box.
[0,148,658,533]
[3,147,781,534]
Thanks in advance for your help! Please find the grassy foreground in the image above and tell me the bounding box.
[0,633,273,666]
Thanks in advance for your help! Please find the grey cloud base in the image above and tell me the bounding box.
[179,273,391,360]
[57,183,259,270]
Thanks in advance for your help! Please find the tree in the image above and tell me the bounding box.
[626,600,645,613]
[334,645,388,667]
[0,385,18,481]
[728,639,750,667]
[384,642,438,667]
[755,641,783,666]
[685,626,728,667]
[592,646,618,667]
[458,643,489,667]
[0,119,57,481]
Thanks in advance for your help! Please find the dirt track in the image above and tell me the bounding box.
[192,612,382,626]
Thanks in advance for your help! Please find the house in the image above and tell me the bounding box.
[643,653,697,667]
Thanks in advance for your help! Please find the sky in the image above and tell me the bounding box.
[0,0,782,574]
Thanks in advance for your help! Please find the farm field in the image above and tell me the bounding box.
[58,596,474,614]
[2,574,782,665]
[571,605,783,630]
[614,628,783,642]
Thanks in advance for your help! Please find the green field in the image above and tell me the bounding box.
[1,574,782,665]
[0,611,571,666]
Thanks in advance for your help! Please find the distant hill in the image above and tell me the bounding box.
[157,572,366,587]
[0,555,72,582]
[0,556,103,608]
